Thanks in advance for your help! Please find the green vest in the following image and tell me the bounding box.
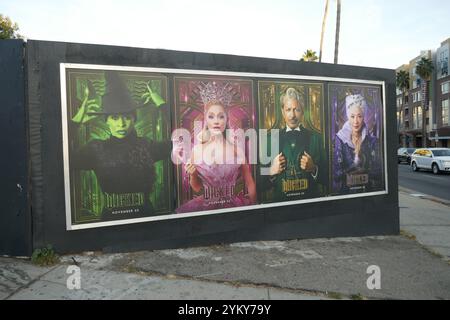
[261,127,326,203]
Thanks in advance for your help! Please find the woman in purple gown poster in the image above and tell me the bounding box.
[330,84,385,195]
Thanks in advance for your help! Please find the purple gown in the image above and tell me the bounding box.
[333,122,382,194]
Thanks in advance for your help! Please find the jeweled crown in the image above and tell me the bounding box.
[199,82,233,108]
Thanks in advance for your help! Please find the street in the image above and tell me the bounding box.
[398,164,450,201]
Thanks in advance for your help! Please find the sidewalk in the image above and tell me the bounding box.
[1,191,449,300]
[399,186,450,260]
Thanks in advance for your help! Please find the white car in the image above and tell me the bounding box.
[411,148,450,174]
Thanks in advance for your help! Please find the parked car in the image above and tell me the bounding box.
[397,147,416,164]
[410,148,450,174]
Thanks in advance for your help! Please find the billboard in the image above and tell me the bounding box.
[61,64,387,230]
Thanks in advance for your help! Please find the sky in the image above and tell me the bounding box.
[1,0,449,69]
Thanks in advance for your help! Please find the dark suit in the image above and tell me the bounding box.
[261,126,327,202]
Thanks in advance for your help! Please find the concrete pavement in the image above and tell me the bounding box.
[399,187,450,260]
[1,257,328,300]
[1,191,449,300]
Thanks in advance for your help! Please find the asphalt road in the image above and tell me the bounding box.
[398,164,450,201]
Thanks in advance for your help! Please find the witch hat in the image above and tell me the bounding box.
[88,71,140,115]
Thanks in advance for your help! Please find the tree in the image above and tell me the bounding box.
[319,0,330,63]
[396,70,410,143]
[0,14,22,39]
[416,57,434,147]
[334,0,341,64]
[301,49,319,62]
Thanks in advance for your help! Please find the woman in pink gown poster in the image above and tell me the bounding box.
[173,77,257,213]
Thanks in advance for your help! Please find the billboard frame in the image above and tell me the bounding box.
[61,63,388,231]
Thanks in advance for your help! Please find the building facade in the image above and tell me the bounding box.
[397,39,450,148]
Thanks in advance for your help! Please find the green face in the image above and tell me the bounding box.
[106,114,134,139]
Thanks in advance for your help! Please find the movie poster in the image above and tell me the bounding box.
[61,64,388,229]
[172,77,257,213]
[64,68,173,226]
[258,81,328,203]
[329,84,385,195]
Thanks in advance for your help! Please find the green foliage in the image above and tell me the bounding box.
[416,57,434,147]
[400,229,417,241]
[396,70,410,93]
[0,14,22,39]
[31,245,59,266]
[328,292,343,299]
[350,293,364,300]
[300,49,319,62]
[396,70,410,130]
[416,57,434,81]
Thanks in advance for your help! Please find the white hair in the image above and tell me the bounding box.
[280,87,302,108]
[345,94,367,120]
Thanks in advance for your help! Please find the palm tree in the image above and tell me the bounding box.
[301,49,319,62]
[395,70,410,146]
[396,70,410,144]
[416,57,434,147]
[334,0,341,64]
[319,0,330,63]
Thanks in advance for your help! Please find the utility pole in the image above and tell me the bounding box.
[334,0,341,64]
[319,0,329,63]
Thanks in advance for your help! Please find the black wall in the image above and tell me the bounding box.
[25,40,398,254]
[0,40,31,256]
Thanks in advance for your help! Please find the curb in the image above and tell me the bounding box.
[398,186,450,207]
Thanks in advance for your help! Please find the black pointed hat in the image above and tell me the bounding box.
[89,71,140,115]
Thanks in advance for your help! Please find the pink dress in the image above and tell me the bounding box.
[176,163,254,213]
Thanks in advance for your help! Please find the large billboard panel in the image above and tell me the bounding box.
[61,64,388,230]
